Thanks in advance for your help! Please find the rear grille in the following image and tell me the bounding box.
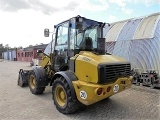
[98,63,131,84]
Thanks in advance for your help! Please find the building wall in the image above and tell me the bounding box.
[16,49,45,62]
[11,50,17,61]
[17,49,35,62]
[105,13,160,76]
[3,51,9,60]
[2,45,47,62]
[2,50,17,60]
[17,49,23,61]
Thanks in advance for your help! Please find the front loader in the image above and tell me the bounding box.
[18,15,133,114]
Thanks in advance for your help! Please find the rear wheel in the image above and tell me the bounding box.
[28,71,45,94]
[52,77,81,114]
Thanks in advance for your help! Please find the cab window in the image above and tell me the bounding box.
[56,22,69,45]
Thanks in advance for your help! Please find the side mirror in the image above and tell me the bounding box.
[44,28,50,37]
[37,49,43,53]
[97,38,105,55]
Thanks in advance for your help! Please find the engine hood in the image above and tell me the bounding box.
[78,51,129,65]
[75,51,130,83]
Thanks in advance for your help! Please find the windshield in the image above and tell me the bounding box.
[70,18,99,50]
[84,28,97,48]
[76,27,98,50]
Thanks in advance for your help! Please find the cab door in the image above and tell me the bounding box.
[54,22,69,71]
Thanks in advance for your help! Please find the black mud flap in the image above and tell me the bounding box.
[18,69,30,87]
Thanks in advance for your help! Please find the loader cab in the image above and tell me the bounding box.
[44,15,106,71]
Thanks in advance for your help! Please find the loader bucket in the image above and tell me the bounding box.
[17,69,30,87]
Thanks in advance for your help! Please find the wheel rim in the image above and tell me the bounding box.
[55,85,67,107]
[30,75,36,89]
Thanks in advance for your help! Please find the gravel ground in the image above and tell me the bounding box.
[0,60,159,120]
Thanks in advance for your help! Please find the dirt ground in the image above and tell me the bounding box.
[0,60,159,120]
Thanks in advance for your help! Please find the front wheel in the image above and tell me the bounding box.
[52,77,81,114]
[28,71,45,94]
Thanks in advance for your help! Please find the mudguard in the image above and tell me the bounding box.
[32,66,48,87]
[51,71,78,101]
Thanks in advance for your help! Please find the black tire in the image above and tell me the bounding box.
[28,71,45,94]
[52,77,82,114]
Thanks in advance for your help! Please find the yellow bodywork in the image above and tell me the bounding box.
[39,54,55,77]
[75,51,129,83]
[39,54,50,68]
[73,77,132,105]
[71,51,133,105]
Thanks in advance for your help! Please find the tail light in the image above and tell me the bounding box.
[96,88,103,95]
[106,86,111,92]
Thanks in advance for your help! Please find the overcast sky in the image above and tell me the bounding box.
[0,0,160,48]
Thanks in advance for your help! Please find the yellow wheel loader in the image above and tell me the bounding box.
[18,15,133,114]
